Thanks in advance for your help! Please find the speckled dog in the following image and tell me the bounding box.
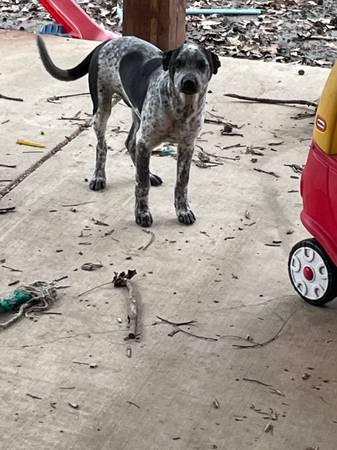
[37,36,220,227]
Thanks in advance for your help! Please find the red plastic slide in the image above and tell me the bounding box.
[39,0,120,41]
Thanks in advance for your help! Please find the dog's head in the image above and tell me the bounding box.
[162,43,220,95]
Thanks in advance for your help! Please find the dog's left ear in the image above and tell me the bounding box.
[162,50,173,71]
[205,49,221,75]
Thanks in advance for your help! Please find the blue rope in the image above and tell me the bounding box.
[0,289,31,312]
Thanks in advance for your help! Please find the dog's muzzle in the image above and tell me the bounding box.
[180,76,199,95]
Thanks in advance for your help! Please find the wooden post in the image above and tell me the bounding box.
[123,0,186,51]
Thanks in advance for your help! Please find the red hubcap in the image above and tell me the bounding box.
[303,266,314,281]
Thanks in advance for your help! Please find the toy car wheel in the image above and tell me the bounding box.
[288,238,337,306]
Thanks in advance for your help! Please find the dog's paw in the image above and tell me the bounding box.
[177,208,196,225]
[150,173,163,187]
[89,177,106,191]
[135,208,153,227]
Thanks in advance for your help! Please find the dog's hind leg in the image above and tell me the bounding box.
[89,89,112,191]
[125,112,163,187]
[125,112,139,164]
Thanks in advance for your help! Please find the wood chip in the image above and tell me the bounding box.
[264,423,273,433]
[68,402,79,409]
[213,399,220,409]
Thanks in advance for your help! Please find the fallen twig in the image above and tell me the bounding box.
[196,145,240,163]
[291,111,316,120]
[193,156,218,167]
[155,315,218,342]
[77,270,139,339]
[194,160,224,168]
[243,378,285,397]
[78,281,111,298]
[205,118,241,129]
[284,163,303,174]
[244,380,282,394]
[225,93,317,108]
[0,164,16,168]
[61,201,95,207]
[268,141,284,146]
[0,206,16,214]
[206,110,225,120]
[125,280,137,339]
[264,423,273,434]
[92,217,109,227]
[103,229,115,237]
[0,93,23,102]
[113,270,138,339]
[47,92,89,103]
[155,316,197,327]
[246,146,265,156]
[127,400,140,408]
[217,155,240,161]
[53,275,68,283]
[216,143,245,151]
[138,230,155,251]
[253,167,280,178]
[68,402,79,410]
[250,404,272,416]
[2,264,22,272]
[26,393,42,400]
[233,309,299,349]
[205,118,226,125]
[58,110,84,121]
[22,151,44,154]
[169,328,218,341]
[59,117,87,122]
[55,285,71,290]
[269,387,285,397]
[221,131,244,137]
[253,168,279,178]
[243,377,272,387]
[265,243,281,247]
[306,35,337,41]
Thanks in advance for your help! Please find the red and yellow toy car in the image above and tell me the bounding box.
[288,62,337,305]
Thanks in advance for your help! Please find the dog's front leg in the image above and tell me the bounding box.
[175,143,196,225]
[135,140,153,227]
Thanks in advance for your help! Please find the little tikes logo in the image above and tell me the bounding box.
[316,115,327,132]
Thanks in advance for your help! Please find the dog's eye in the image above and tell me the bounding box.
[175,59,184,68]
[198,61,207,71]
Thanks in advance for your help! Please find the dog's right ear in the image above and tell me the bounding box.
[162,51,173,71]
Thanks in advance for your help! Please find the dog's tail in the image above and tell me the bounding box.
[36,35,94,82]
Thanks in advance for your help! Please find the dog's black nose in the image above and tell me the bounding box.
[181,77,198,95]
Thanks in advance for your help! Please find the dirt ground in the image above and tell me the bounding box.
[1,0,337,67]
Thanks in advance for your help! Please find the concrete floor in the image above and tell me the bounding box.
[1,30,337,450]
